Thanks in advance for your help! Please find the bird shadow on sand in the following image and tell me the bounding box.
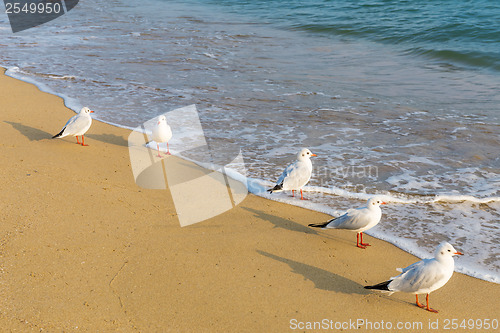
[257,250,369,295]
[86,133,129,147]
[5,121,53,141]
[242,207,318,235]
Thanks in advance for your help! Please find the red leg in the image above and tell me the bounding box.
[425,294,438,313]
[356,233,367,249]
[76,136,81,144]
[360,232,371,247]
[81,135,89,146]
[166,142,171,155]
[416,295,425,309]
[156,143,161,157]
[292,190,295,197]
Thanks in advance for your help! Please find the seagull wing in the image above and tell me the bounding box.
[389,259,446,293]
[325,208,371,230]
[63,114,91,136]
[281,160,311,190]
[275,161,297,186]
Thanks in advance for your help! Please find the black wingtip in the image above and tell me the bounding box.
[308,221,330,228]
[364,280,391,291]
[267,184,282,193]
[52,127,65,139]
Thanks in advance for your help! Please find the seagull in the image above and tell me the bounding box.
[150,115,172,157]
[52,107,94,146]
[267,148,317,200]
[364,242,464,313]
[308,197,386,249]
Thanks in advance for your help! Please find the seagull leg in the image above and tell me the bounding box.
[76,136,81,144]
[166,142,171,155]
[425,294,439,313]
[300,189,304,200]
[416,295,425,309]
[81,135,89,146]
[356,233,367,249]
[156,143,162,158]
[360,232,371,247]
[292,190,295,197]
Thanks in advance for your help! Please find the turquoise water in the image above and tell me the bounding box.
[198,0,500,72]
[0,0,499,282]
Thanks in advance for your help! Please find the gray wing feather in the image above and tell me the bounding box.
[63,114,91,136]
[282,161,311,189]
[325,208,371,230]
[389,259,445,293]
[276,162,296,186]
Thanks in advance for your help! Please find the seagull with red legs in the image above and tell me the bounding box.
[267,148,317,200]
[308,197,386,249]
[364,241,464,313]
[151,115,172,157]
[52,107,94,146]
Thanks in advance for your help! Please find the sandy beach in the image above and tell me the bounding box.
[0,68,498,331]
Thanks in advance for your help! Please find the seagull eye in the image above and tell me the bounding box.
[448,249,451,252]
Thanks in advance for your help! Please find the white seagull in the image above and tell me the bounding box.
[52,107,94,146]
[267,148,317,200]
[364,242,464,313]
[150,115,172,157]
[308,197,386,248]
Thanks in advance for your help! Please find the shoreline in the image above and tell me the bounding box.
[3,65,499,284]
[0,68,498,331]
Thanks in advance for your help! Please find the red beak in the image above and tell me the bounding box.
[381,202,387,205]
[90,110,94,113]
[454,251,464,255]
[311,153,317,157]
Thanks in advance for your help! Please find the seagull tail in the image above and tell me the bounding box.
[267,184,283,193]
[364,280,392,291]
[52,127,66,139]
[308,220,332,228]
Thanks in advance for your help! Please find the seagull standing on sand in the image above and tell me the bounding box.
[364,242,464,313]
[52,107,94,146]
[308,197,386,249]
[267,148,317,200]
[151,115,172,157]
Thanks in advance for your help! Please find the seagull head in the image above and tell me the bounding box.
[297,148,317,161]
[81,107,94,114]
[367,197,387,208]
[157,115,167,125]
[80,106,94,115]
[435,242,464,260]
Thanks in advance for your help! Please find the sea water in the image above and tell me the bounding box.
[0,0,498,282]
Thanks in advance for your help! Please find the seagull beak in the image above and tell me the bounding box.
[454,251,464,255]
[311,153,317,157]
[381,202,387,205]
[90,110,94,113]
